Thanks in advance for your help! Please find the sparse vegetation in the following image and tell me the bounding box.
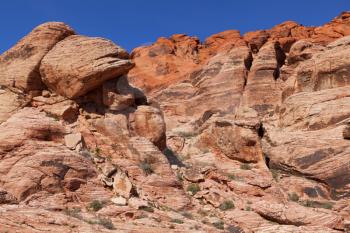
[288,192,300,202]
[140,206,154,213]
[227,173,236,180]
[301,200,333,209]
[88,200,105,212]
[63,208,82,220]
[213,221,224,230]
[240,163,251,170]
[219,200,235,211]
[198,209,209,216]
[178,131,198,138]
[97,217,115,230]
[245,206,252,211]
[271,169,279,181]
[94,147,101,156]
[140,160,154,175]
[187,183,200,195]
[63,208,114,229]
[171,218,184,224]
[176,172,183,182]
[181,211,193,219]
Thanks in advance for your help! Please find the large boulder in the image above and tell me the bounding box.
[0,22,75,91]
[40,35,134,98]
[131,105,166,150]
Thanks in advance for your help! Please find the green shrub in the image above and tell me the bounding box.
[181,211,193,219]
[288,192,299,202]
[302,200,333,209]
[140,206,154,213]
[171,218,184,224]
[198,209,209,216]
[219,200,235,211]
[88,200,105,212]
[245,206,252,211]
[240,163,251,170]
[271,169,279,181]
[187,184,200,195]
[94,147,101,156]
[97,217,115,230]
[227,173,236,180]
[213,221,224,230]
[140,160,154,175]
[63,208,82,220]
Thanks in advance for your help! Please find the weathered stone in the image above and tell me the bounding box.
[40,35,134,98]
[132,106,166,150]
[0,22,75,91]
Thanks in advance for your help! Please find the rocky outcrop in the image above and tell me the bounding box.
[1,12,350,233]
[40,35,134,98]
[0,22,75,91]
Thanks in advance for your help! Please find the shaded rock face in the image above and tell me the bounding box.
[0,22,75,91]
[2,12,350,233]
[40,35,134,98]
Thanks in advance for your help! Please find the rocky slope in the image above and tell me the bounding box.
[0,12,350,233]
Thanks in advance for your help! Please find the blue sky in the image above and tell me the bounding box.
[1,1,349,53]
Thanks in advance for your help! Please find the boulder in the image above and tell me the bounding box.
[40,35,134,98]
[0,22,75,91]
[132,106,166,150]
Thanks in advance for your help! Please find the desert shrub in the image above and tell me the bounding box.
[88,200,105,212]
[140,206,154,213]
[288,192,299,202]
[227,173,236,180]
[240,163,251,170]
[181,211,193,219]
[64,208,82,220]
[219,200,235,211]
[302,200,333,209]
[213,221,224,230]
[187,183,200,195]
[97,217,115,229]
[171,218,184,224]
[140,160,154,175]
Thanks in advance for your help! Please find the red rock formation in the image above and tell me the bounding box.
[1,12,350,232]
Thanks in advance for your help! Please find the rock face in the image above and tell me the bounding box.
[1,12,350,233]
[40,35,134,98]
[0,22,75,91]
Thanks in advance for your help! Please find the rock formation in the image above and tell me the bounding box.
[0,12,350,233]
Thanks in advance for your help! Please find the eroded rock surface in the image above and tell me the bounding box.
[1,12,350,233]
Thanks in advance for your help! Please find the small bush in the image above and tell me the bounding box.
[227,173,236,180]
[97,217,115,230]
[213,221,224,230]
[176,172,183,182]
[219,200,235,211]
[88,200,105,212]
[271,169,279,181]
[140,206,154,213]
[245,206,252,211]
[302,200,333,209]
[64,208,82,219]
[187,184,200,195]
[94,147,101,156]
[288,192,299,202]
[181,211,193,219]
[178,131,198,138]
[198,209,209,216]
[140,160,154,175]
[171,218,184,224]
[240,163,251,170]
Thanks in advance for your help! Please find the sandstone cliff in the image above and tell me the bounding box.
[0,12,350,233]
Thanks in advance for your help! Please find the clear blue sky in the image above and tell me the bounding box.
[1,0,349,53]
